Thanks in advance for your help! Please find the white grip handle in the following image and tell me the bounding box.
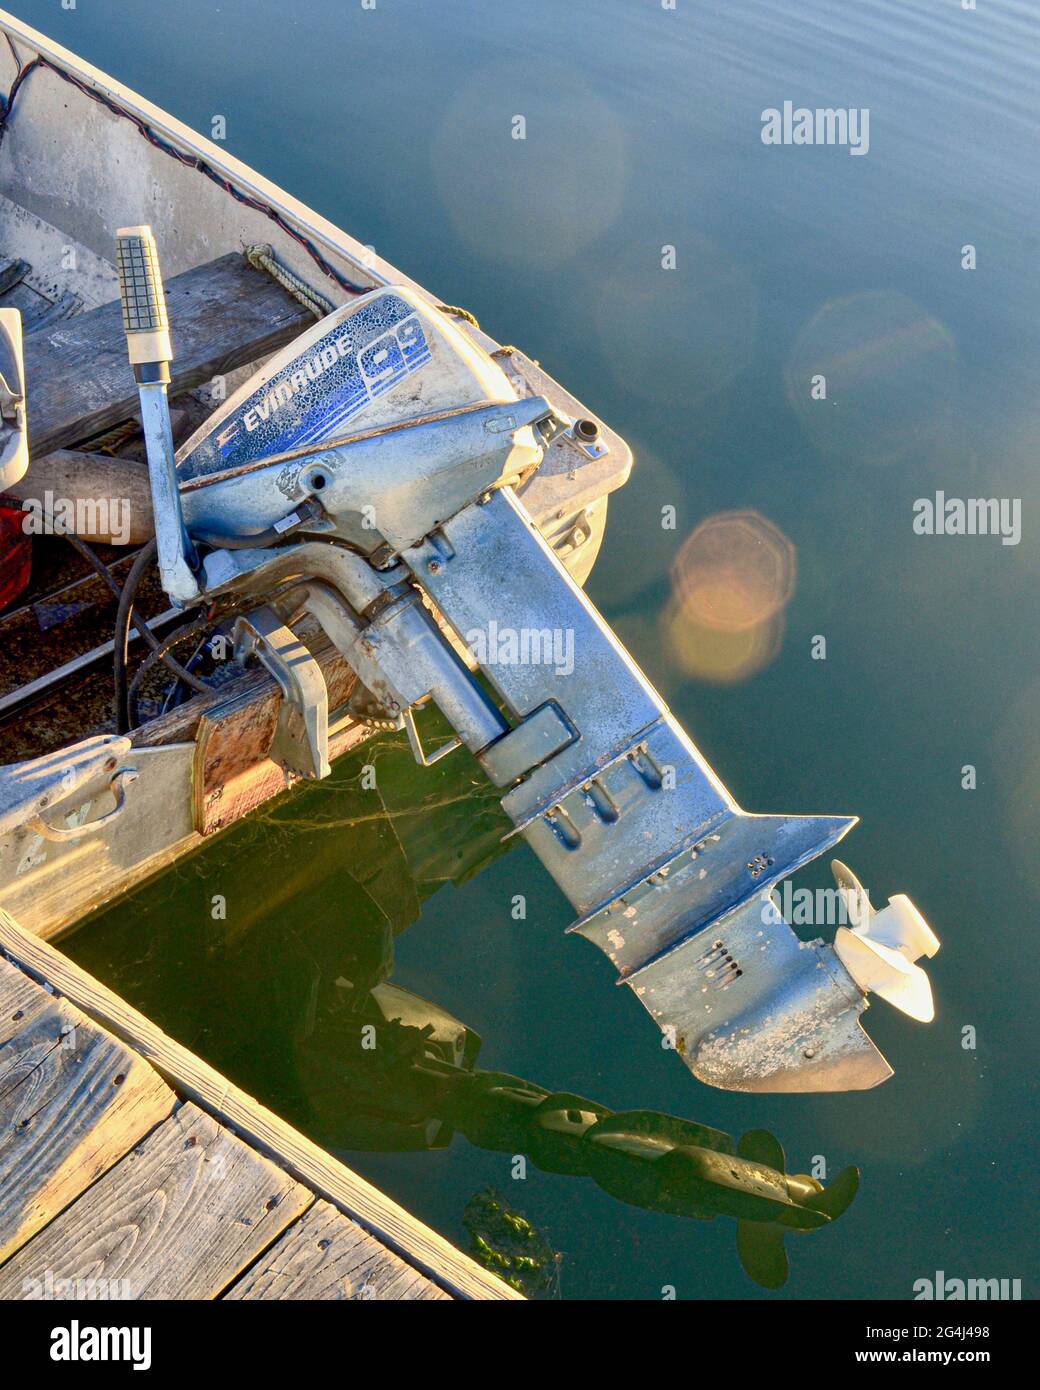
[116,224,172,365]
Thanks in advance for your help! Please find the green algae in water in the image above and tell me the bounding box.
[463,1188,562,1299]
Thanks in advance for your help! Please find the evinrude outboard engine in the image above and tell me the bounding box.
[119,226,941,1094]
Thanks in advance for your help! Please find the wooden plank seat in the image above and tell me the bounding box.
[23,251,314,459]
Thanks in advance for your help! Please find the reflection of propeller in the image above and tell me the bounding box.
[735,1130,792,1289]
[735,1129,860,1289]
[737,1219,789,1290]
[831,860,940,1023]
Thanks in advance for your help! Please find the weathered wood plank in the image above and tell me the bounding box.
[226,1198,449,1301]
[24,253,313,458]
[0,960,54,1046]
[0,959,175,1265]
[132,628,359,749]
[0,280,47,325]
[26,291,82,336]
[191,648,363,833]
[0,1102,313,1299]
[0,909,521,1298]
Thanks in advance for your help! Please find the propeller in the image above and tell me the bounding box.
[733,1130,860,1289]
[831,860,940,1022]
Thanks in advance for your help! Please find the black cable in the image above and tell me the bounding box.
[1,44,366,296]
[62,533,123,601]
[127,615,214,729]
[191,522,300,550]
[111,540,211,731]
[159,628,211,715]
[113,539,157,733]
[49,530,209,728]
[191,497,328,551]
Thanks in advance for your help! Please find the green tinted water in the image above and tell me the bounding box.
[16,0,1038,1297]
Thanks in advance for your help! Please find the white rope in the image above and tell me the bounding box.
[245,243,334,319]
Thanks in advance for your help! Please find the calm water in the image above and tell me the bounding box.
[15,0,1038,1297]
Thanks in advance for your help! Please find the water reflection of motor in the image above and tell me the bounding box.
[299,972,858,1290]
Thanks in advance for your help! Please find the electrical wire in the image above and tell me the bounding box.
[1,40,367,299]
[41,529,209,722]
[112,539,209,733]
[127,614,214,729]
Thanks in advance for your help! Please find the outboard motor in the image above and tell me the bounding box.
[118,226,941,1094]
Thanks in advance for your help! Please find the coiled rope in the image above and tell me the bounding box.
[245,244,334,319]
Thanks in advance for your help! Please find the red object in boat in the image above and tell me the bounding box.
[0,504,31,610]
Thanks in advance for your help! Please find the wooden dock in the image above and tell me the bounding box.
[0,907,521,1301]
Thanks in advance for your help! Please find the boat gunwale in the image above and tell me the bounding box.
[0,6,417,310]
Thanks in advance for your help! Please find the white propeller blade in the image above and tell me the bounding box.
[831,862,940,1023]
